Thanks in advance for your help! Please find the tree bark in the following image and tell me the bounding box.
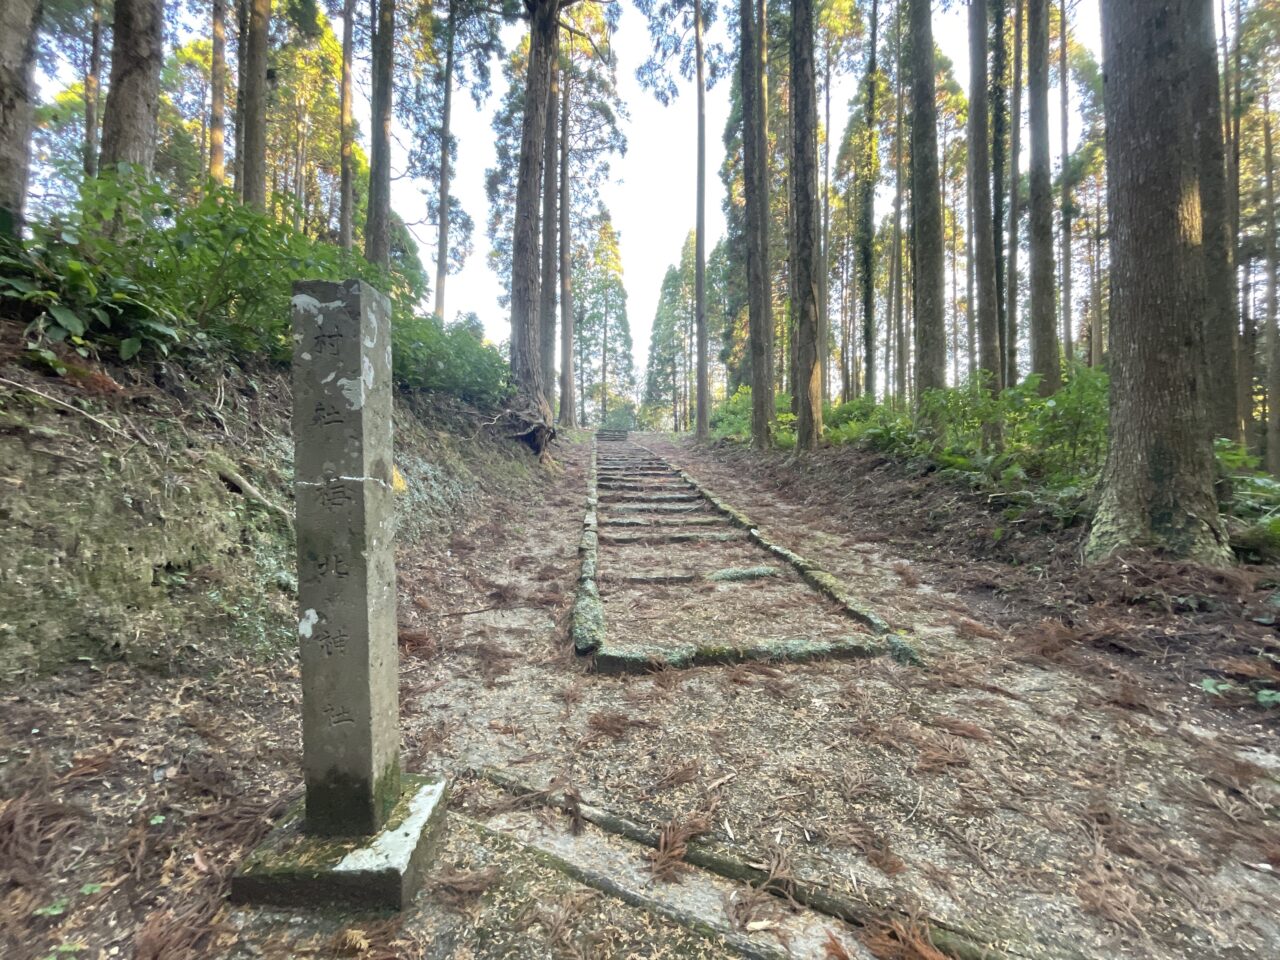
[1059,0,1073,364]
[539,39,559,411]
[1264,98,1279,473]
[508,0,557,451]
[365,0,395,266]
[992,0,1008,376]
[234,0,247,195]
[791,0,822,449]
[84,0,103,178]
[742,0,773,447]
[558,74,576,427]
[241,0,270,209]
[0,0,41,236]
[821,49,832,404]
[1231,0,1247,439]
[1027,0,1060,393]
[1191,0,1238,442]
[911,0,946,399]
[434,0,456,311]
[1006,0,1022,384]
[859,0,880,398]
[891,1,905,406]
[100,0,164,174]
[339,0,356,249]
[694,0,710,439]
[1086,0,1230,565]
[969,0,1002,402]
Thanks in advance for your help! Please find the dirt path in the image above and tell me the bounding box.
[5,431,1278,959]
[424,433,1278,960]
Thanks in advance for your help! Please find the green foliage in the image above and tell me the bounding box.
[712,368,1110,520]
[711,385,796,442]
[1,173,509,406]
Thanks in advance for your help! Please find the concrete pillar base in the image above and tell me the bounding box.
[230,774,449,911]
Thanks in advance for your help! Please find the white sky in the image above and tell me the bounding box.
[392,1,1104,377]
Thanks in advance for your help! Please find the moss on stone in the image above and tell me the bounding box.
[707,566,780,582]
[571,582,606,654]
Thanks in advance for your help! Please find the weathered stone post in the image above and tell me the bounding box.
[232,280,446,910]
[292,279,399,835]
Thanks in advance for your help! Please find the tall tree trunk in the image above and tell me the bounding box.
[859,0,880,398]
[1059,0,1073,364]
[365,0,395,266]
[100,0,164,174]
[508,0,557,450]
[206,0,225,186]
[602,285,609,425]
[966,183,976,378]
[1006,0,1022,384]
[84,0,103,178]
[992,0,1008,376]
[339,0,356,249]
[911,0,946,398]
[0,0,41,236]
[791,0,822,449]
[742,0,773,447]
[1089,201,1102,366]
[539,39,559,411]
[241,0,270,209]
[891,0,905,405]
[694,0,710,439]
[820,50,833,404]
[969,0,1002,404]
[1192,0,1238,441]
[1027,0,1060,393]
[234,0,248,195]
[1231,0,1247,438]
[1087,0,1229,565]
[1264,98,1279,473]
[434,0,456,312]
[558,75,577,427]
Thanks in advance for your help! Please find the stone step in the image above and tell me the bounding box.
[611,502,709,513]
[600,515,725,528]
[467,810,869,960]
[599,531,746,546]
[597,480,692,491]
[599,491,702,503]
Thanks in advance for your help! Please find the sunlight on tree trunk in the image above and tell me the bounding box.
[1087,0,1230,566]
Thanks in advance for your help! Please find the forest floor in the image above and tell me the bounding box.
[3,429,1279,959]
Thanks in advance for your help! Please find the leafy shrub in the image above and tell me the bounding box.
[0,171,509,406]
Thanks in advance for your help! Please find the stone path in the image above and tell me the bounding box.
[574,436,905,673]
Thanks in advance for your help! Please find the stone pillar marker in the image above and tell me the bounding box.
[292,278,399,835]
[232,280,447,910]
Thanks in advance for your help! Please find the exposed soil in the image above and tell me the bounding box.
[3,426,1278,960]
